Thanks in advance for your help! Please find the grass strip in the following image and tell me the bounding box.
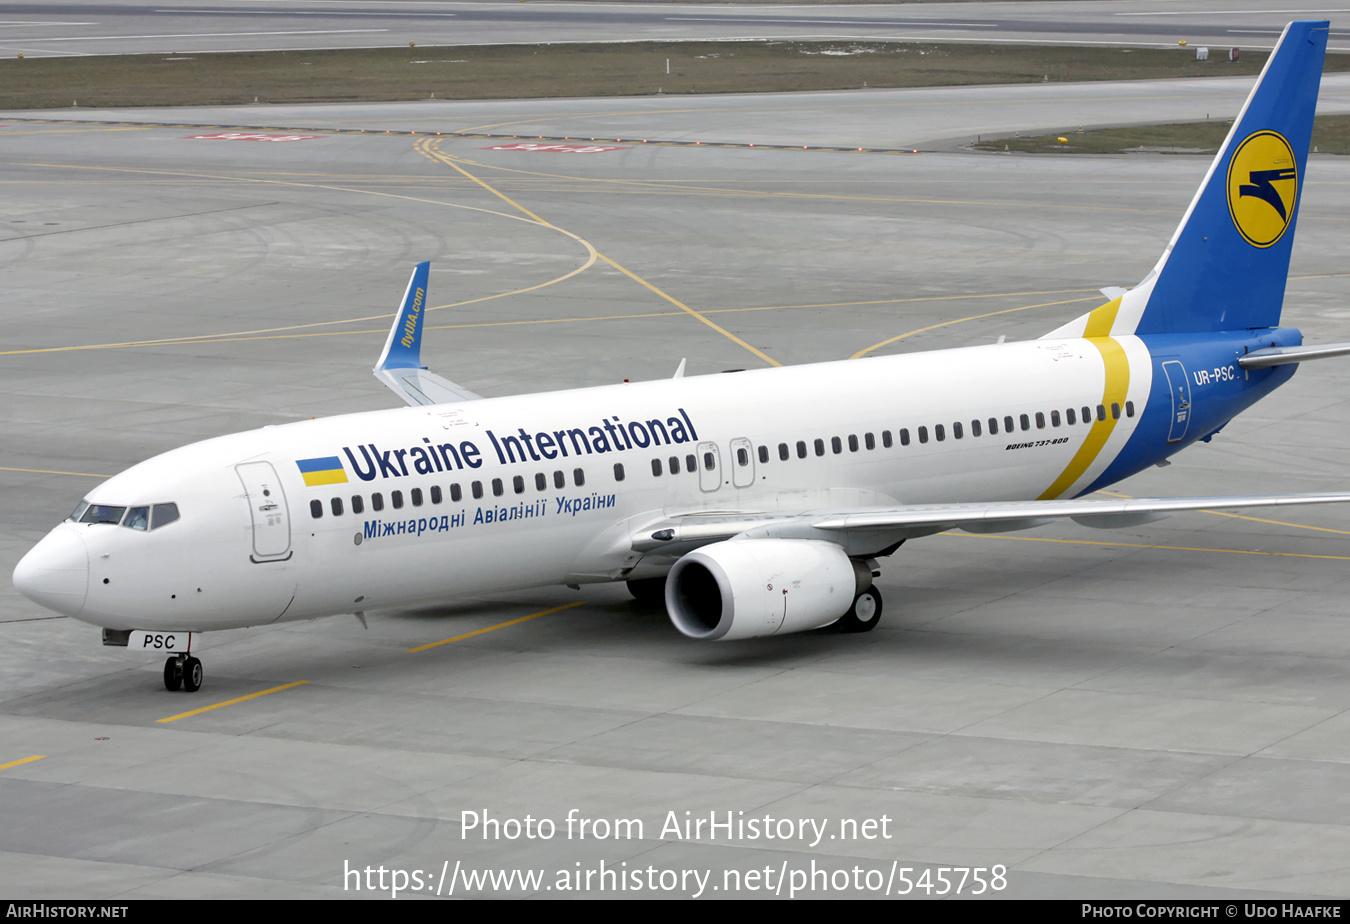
[973,114,1350,155]
[6,41,1344,110]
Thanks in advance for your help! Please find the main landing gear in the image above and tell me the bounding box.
[834,586,883,633]
[163,654,203,692]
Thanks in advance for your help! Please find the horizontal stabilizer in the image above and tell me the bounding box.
[373,262,482,407]
[1239,342,1350,369]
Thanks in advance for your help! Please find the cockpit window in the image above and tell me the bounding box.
[74,501,179,530]
[81,504,126,525]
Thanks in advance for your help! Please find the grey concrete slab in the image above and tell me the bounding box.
[835,735,1232,810]
[545,713,929,785]
[1146,756,1350,828]
[751,782,1126,865]
[673,668,1062,734]
[1020,810,1350,897]
[0,851,187,902]
[964,689,1337,755]
[1262,712,1350,764]
[5,1,1350,58]
[1186,608,1350,660]
[1080,649,1350,710]
[1,778,349,869]
[89,738,509,816]
[3,82,1350,900]
[809,633,1159,690]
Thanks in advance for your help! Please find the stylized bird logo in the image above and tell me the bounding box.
[1240,168,1297,221]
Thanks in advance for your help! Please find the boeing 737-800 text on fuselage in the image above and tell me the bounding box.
[14,21,1350,692]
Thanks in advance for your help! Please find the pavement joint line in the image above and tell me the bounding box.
[156,680,310,724]
[0,118,924,154]
[407,601,586,652]
[0,755,45,771]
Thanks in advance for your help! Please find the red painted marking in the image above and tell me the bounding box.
[483,142,626,154]
[185,132,324,142]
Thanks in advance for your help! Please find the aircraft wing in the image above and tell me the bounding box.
[373,262,483,406]
[631,492,1350,553]
[373,367,482,406]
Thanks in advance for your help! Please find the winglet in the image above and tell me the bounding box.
[372,262,482,406]
[375,261,430,372]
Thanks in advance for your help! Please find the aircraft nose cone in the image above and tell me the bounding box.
[13,526,89,617]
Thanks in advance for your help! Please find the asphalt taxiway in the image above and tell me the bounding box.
[5,0,1350,57]
[3,78,1350,898]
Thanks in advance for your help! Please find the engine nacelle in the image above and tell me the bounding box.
[665,538,869,641]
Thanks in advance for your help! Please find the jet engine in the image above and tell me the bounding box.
[665,538,871,640]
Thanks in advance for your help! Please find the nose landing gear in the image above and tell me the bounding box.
[163,654,203,692]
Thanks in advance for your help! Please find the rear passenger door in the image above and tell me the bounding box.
[697,441,721,493]
[729,437,755,488]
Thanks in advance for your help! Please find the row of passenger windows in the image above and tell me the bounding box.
[312,452,736,518]
[764,402,1136,460]
[653,454,711,476]
[311,455,718,516]
[311,466,610,519]
[309,401,1137,516]
[645,402,1138,477]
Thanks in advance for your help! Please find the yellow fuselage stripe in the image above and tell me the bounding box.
[1040,298,1131,500]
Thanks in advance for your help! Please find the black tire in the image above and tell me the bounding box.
[181,657,202,693]
[163,656,182,691]
[836,586,883,633]
[626,577,667,608]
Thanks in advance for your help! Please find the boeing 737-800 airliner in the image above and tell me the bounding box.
[14,21,1350,692]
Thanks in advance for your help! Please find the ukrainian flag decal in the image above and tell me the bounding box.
[1227,130,1298,248]
[296,456,348,486]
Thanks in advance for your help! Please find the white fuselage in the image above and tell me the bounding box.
[21,336,1160,633]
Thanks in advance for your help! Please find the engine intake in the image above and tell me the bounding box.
[665,538,869,641]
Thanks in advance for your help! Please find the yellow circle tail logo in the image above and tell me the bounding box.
[1227,130,1298,248]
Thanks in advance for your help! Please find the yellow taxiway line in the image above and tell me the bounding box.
[407,602,585,653]
[157,680,310,724]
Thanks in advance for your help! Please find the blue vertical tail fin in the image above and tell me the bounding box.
[1045,21,1328,340]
